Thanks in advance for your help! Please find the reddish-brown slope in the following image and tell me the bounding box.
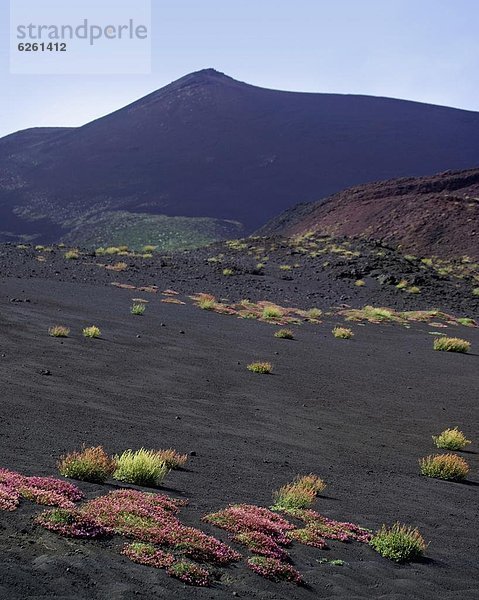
[258,168,479,259]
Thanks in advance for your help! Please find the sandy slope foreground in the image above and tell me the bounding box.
[0,276,478,599]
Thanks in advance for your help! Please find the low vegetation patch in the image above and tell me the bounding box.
[58,446,116,483]
[274,329,294,339]
[222,268,234,276]
[370,523,427,562]
[433,337,470,353]
[64,249,79,260]
[419,453,469,481]
[333,326,353,339]
[0,468,84,512]
[82,325,101,339]
[432,428,471,451]
[48,325,70,338]
[167,559,211,586]
[247,361,273,374]
[190,294,321,325]
[285,509,371,545]
[341,306,468,327]
[84,489,239,569]
[105,261,128,272]
[113,449,169,487]
[457,317,476,327]
[121,542,174,569]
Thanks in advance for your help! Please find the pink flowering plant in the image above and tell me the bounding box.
[82,489,240,566]
[0,483,20,511]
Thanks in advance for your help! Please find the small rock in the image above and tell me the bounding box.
[39,369,52,376]
[189,451,197,456]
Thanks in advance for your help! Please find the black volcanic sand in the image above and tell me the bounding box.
[0,265,478,599]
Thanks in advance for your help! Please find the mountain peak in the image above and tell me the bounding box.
[168,68,238,89]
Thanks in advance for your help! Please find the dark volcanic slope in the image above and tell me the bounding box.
[2,69,479,246]
[258,168,479,260]
[1,234,478,319]
[0,274,478,599]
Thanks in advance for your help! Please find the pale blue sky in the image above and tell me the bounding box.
[1,0,478,138]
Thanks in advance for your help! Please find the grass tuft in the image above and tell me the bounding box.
[83,326,101,339]
[247,361,273,374]
[262,306,283,320]
[332,326,353,339]
[370,523,427,562]
[433,337,470,353]
[58,446,116,483]
[113,449,170,487]
[167,559,211,586]
[432,428,471,451]
[155,449,188,470]
[274,329,294,340]
[419,453,469,481]
[48,325,70,338]
[272,475,326,511]
[131,303,146,316]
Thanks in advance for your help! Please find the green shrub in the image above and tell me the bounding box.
[274,329,294,340]
[247,361,273,374]
[305,308,322,320]
[419,453,469,481]
[222,268,234,276]
[472,287,479,297]
[262,306,283,320]
[355,279,366,287]
[433,337,470,353]
[370,523,427,562]
[64,250,79,260]
[457,317,475,327]
[432,428,471,451]
[131,303,146,316]
[58,446,116,483]
[272,474,326,511]
[332,326,353,339]
[113,449,170,487]
[197,297,216,310]
[83,326,101,339]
